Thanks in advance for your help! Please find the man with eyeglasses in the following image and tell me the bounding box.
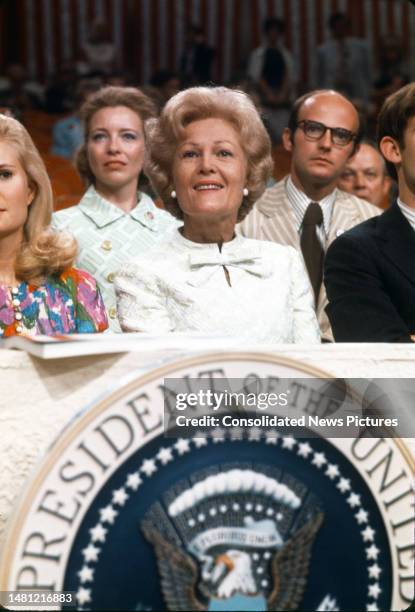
[238,89,379,341]
[325,83,415,342]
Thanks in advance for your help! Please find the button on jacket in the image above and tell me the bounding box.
[52,186,178,331]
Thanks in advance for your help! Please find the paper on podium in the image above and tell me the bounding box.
[0,332,246,359]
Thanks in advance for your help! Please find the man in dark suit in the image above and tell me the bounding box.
[324,82,415,342]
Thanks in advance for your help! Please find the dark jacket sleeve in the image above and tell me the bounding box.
[324,232,412,343]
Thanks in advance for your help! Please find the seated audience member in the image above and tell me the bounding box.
[115,87,320,343]
[51,80,100,159]
[143,70,181,112]
[0,64,44,118]
[79,20,117,77]
[52,86,178,331]
[180,25,215,86]
[105,74,128,87]
[372,35,409,105]
[316,13,370,109]
[0,107,14,118]
[325,83,415,342]
[247,17,295,144]
[0,114,107,337]
[338,141,392,208]
[238,89,379,341]
[44,62,79,114]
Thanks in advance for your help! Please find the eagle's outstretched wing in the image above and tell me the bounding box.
[142,524,205,611]
[267,512,324,611]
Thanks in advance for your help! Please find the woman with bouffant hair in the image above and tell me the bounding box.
[145,86,272,222]
[52,86,177,331]
[116,87,319,343]
[0,114,107,336]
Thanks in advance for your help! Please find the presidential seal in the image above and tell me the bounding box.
[0,353,413,612]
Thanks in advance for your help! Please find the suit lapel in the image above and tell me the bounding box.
[328,192,363,244]
[375,204,415,287]
[321,192,361,338]
[259,179,300,249]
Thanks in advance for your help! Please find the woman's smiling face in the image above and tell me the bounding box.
[172,117,248,223]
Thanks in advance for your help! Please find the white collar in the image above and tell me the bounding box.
[286,175,336,235]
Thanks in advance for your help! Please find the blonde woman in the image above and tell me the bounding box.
[52,86,178,331]
[0,114,107,337]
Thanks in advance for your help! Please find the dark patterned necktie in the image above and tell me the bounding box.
[300,202,324,303]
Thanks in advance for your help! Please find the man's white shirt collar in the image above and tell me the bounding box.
[286,175,335,237]
[397,198,415,232]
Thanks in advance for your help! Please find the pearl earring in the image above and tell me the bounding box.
[243,187,249,197]
[171,190,177,199]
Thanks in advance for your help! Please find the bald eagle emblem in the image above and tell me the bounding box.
[141,468,324,611]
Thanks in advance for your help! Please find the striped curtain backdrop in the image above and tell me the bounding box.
[14,0,415,87]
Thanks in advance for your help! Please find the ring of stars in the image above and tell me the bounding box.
[74,430,384,611]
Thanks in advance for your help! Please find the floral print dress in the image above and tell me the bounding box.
[0,268,108,337]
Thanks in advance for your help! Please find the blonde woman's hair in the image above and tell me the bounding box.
[144,86,273,221]
[76,85,157,185]
[0,114,77,285]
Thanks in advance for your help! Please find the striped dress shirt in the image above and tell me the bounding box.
[285,176,336,248]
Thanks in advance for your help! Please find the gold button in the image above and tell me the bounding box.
[101,240,112,251]
[12,298,20,307]
[16,325,23,333]
[109,306,117,319]
[107,272,115,283]
[15,312,22,321]
[11,287,19,295]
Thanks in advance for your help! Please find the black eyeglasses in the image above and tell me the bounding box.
[296,120,356,147]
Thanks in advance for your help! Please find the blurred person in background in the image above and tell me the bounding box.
[105,74,128,87]
[372,35,409,106]
[78,20,118,77]
[180,25,215,86]
[52,86,178,331]
[0,64,44,117]
[143,70,181,112]
[44,62,79,114]
[325,83,415,342]
[0,114,107,337]
[338,141,392,209]
[238,90,379,341]
[316,13,370,110]
[247,17,295,144]
[51,79,101,160]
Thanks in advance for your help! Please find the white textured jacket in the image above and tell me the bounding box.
[115,229,320,344]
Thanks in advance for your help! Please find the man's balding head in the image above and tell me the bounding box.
[283,90,362,198]
[287,90,362,153]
